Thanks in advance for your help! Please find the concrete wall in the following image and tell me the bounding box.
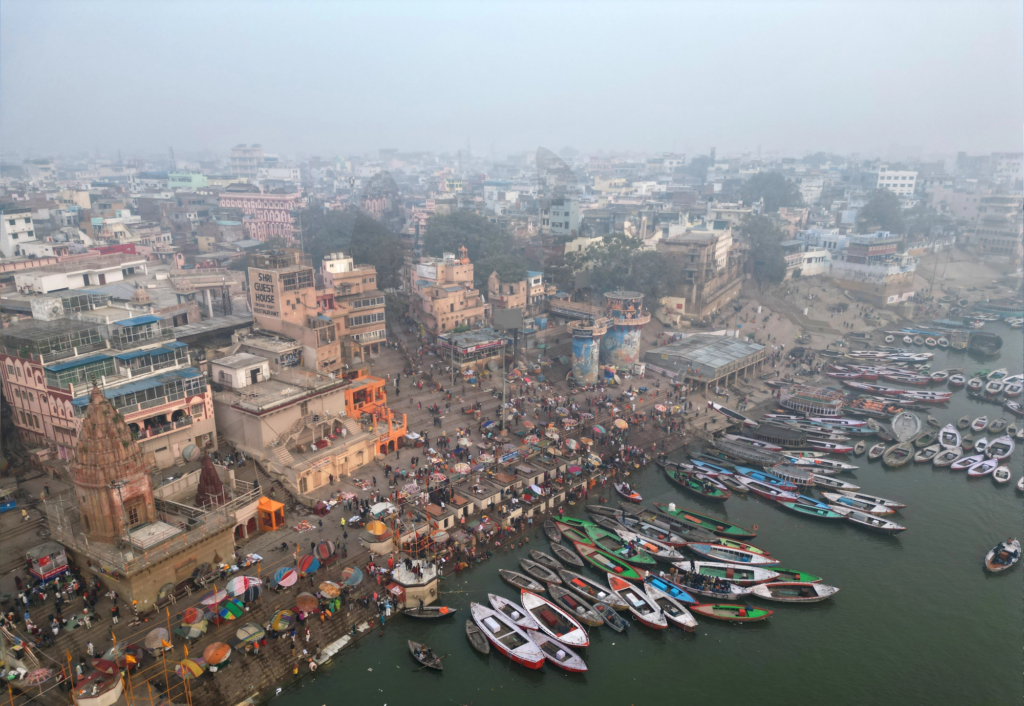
[571,334,601,383]
[600,325,642,367]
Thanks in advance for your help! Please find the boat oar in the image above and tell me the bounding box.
[414,653,450,672]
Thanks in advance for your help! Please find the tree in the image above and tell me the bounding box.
[684,155,712,181]
[564,233,682,305]
[739,216,787,287]
[295,205,405,290]
[857,189,905,234]
[423,210,527,289]
[739,172,804,213]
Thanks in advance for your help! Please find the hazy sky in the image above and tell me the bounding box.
[2,0,1021,159]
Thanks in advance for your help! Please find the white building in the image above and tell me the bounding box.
[541,198,580,237]
[1,207,37,258]
[876,167,917,196]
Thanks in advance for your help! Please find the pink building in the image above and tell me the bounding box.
[218,190,301,241]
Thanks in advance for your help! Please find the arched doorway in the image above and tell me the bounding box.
[246,517,257,535]
[387,440,395,453]
[379,443,387,455]
[235,524,245,540]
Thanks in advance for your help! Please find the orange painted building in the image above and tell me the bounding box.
[340,366,407,456]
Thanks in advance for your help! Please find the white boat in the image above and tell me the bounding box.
[670,561,777,586]
[903,336,913,344]
[913,336,925,346]
[1004,382,1024,397]
[1018,477,1024,491]
[738,478,798,502]
[985,380,1005,396]
[470,603,545,669]
[970,416,989,432]
[992,466,1011,484]
[973,437,989,456]
[686,542,780,566]
[950,453,985,471]
[967,458,999,478]
[937,337,949,348]
[837,490,906,509]
[807,416,867,427]
[529,632,587,672]
[780,455,858,471]
[643,582,698,632]
[984,540,1020,572]
[948,374,966,387]
[807,473,860,491]
[520,590,589,647]
[987,368,1008,380]
[932,447,963,467]
[924,337,937,348]
[821,492,895,515]
[986,435,1015,460]
[613,529,685,562]
[914,444,942,463]
[723,434,783,451]
[890,411,922,442]
[967,378,984,392]
[885,335,895,343]
[706,400,759,427]
[938,424,961,449]
[606,574,668,629]
[487,593,539,631]
[750,582,840,603]
[832,507,907,534]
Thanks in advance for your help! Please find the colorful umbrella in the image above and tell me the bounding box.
[588,454,603,466]
[316,541,336,560]
[272,567,298,587]
[202,642,231,666]
[562,418,577,428]
[522,435,540,445]
[295,593,318,613]
[481,421,496,429]
[241,585,262,604]
[181,621,208,640]
[654,404,666,412]
[565,439,578,450]
[567,465,582,475]
[580,437,594,445]
[458,437,473,448]
[614,419,629,430]
[198,589,227,606]
[452,462,470,473]
[181,606,205,625]
[91,659,118,676]
[175,658,206,680]
[579,412,594,420]
[271,610,295,632]
[555,407,569,416]
[592,425,606,435]
[19,669,52,686]
[365,520,387,535]
[217,600,244,620]
[298,554,320,575]
[144,628,169,650]
[341,566,363,586]
[225,576,261,597]
[521,421,535,429]
[545,429,560,441]
[318,581,342,599]
[236,623,265,644]
[476,454,494,463]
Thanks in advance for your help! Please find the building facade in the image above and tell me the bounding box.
[321,252,387,361]
[218,188,300,241]
[876,167,917,196]
[409,247,487,336]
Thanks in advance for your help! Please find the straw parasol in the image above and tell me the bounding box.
[318,581,342,599]
[614,418,629,430]
[295,592,319,613]
[202,642,231,666]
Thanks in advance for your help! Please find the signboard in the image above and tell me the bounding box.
[250,268,281,318]
[499,450,519,464]
[415,264,437,281]
[493,307,524,331]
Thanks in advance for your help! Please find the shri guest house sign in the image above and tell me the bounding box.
[250,269,280,318]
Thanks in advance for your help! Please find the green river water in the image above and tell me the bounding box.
[275,324,1022,706]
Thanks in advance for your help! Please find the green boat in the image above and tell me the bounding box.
[691,603,773,623]
[651,502,756,539]
[554,521,595,547]
[582,525,657,568]
[572,541,648,582]
[664,467,731,502]
[556,517,596,531]
[716,538,772,556]
[777,502,845,520]
[771,567,823,583]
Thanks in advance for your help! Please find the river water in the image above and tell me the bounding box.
[276,324,1022,706]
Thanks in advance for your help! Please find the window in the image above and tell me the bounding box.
[300,401,309,416]
[191,404,204,417]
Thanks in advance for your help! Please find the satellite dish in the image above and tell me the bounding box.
[181,444,200,462]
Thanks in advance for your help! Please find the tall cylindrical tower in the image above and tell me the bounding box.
[569,317,609,384]
[600,291,650,368]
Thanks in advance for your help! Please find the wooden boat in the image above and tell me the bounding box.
[593,601,628,631]
[821,492,895,515]
[948,374,966,387]
[644,582,698,631]
[665,467,732,501]
[488,593,539,631]
[891,411,922,442]
[651,502,757,539]
[750,582,839,603]
[715,538,772,557]
[984,380,1005,396]
[1006,400,1024,418]
[595,515,627,533]
[967,378,984,392]
[606,574,668,629]
[739,478,798,503]
[408,641,443,671]
[913,431,937,448]
[619,505,719,544]
[984,539,1020,572]
[520,590,589,647]
[729,465,798,491]
[519,558,562,585]
[971,416,989,432]
[778,501,844,520]
[724,434,784,449]
[853,440,866,456]
[903,335,913,345]
[580,524,657,567]
[956,416,970,429]
[465,619,490,655]
[645,574,698,604]
[882,442,914,468]
[992,466,1011,484]
[808,473,861,491]
[469,603,545,670]
[614,482,642,503]
[838,490,905,509]
[719,475,751,495]
[926,414,941,427]
[987,435,1015,460]
[557,569,629,610]
[530,632,587,673]
[550,542,584,568]
[548,585,603,627]
[403,605,457,619]
[1017,476,1023,491]
[686,543,779,566]
[771,568,823,583]
[966,458,999,477]
[973,437,989,455]
[672,561,778,586]
[950,453,985,471]
[932,447,963,467]
[913,336,925,346]
[529,550,563,573]
[832,508,906,534]
[706,400,759,427]
[555,522,596,548]
[613,529,685,562]
[868,442,887,460]
[1004,382,1024,397]
[618,516,691,547]
[938,424,961,449]
[573,542,648,582]
[498,569,545,594]
[544,519,562,543]
[690,603,773,623]
[987,368,1008,380]
[988,418,1008,433]
[961,434,975,450]
[913,444,941,463]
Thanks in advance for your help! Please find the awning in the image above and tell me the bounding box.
[166,341,188,349]
[257,497,284,513]
[113,346,177,361]
[44,354,112,373]
[72,367,203,406]
[113,314,162,327]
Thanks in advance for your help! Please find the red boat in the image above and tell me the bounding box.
[614,483,642,503]
[470,603,545,669]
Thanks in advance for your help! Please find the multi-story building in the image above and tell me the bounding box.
[1,303,216,467]
[655,225,744,319]
[217,185,300,241]
[321,252,387,361]
[828,233,917,307]
[248,249,342,375]
[168,172,209,190]
[487,270,552,316]
[230,144,264,178]
[409,246,487,336]
[541,198,580,238]
[1,207,37,258]
[967,195,1024,265]
[876,167,917,196]
[13,252,150,294]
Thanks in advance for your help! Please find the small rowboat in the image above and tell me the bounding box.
[465,619,490,655]
[672,561,778,587]
[593,601,628,631]
[837,490,905,509]
[913,444,941,463]
[408,641,443,671]
[961,434,975,451]
[573,543,648,582]
[580,524,657,567]
[607,574,668,629]
[557,569,629,610]
[652,502,757,539]
[949,374,965,387]
[614,529,684,562]
[750,582,839,603]
[687,543,780,566]
[938,424,961,449]
[992,466,1011,484]
[548,585,603,627]
[971,416,989,432]
[645,574,697,605]
[665,468,732,501]
[778,502,844,520]
[690,603,772,623]
[544,519,562,543]
[619,517,691,547]
[808,473,861,491]
[913,431,938,448]
[988,417,1008,433]
[488,593,539,631]
[933,447,963,467]
[984,539,1020,572]
[529,550,563,573]
[926,415,941,428]
[967,378,984,392]
[498,569,545,594]
[403,605,456,619]
[621,505,719,543]
[530,632,587,673]
[853,440,866,456]
[966,458,999,478]
[550,542,584,568]
[956,416,970,429]
[715,538,772,556]
[985,380,1005,396]
[738,478,797,503]
[882,442,914,468]
[868,442,887,460]
[950,453,985,471]
[520,590,589,647]
[644,582,698,631]
[833,508,907,534]
[821,492,895,515]
[771,567,823,583]
[987,435,1015,460]
[973,437,989,456]
[470,603,545,670]
[519,559,561,585]
[614,483,642,503]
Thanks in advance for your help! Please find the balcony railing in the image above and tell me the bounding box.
[136,417,193,440]
[110,329,175,350]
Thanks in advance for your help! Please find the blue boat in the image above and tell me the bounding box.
[645,574,697,605]
[794,494,831,511]
[729,464,798,491]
